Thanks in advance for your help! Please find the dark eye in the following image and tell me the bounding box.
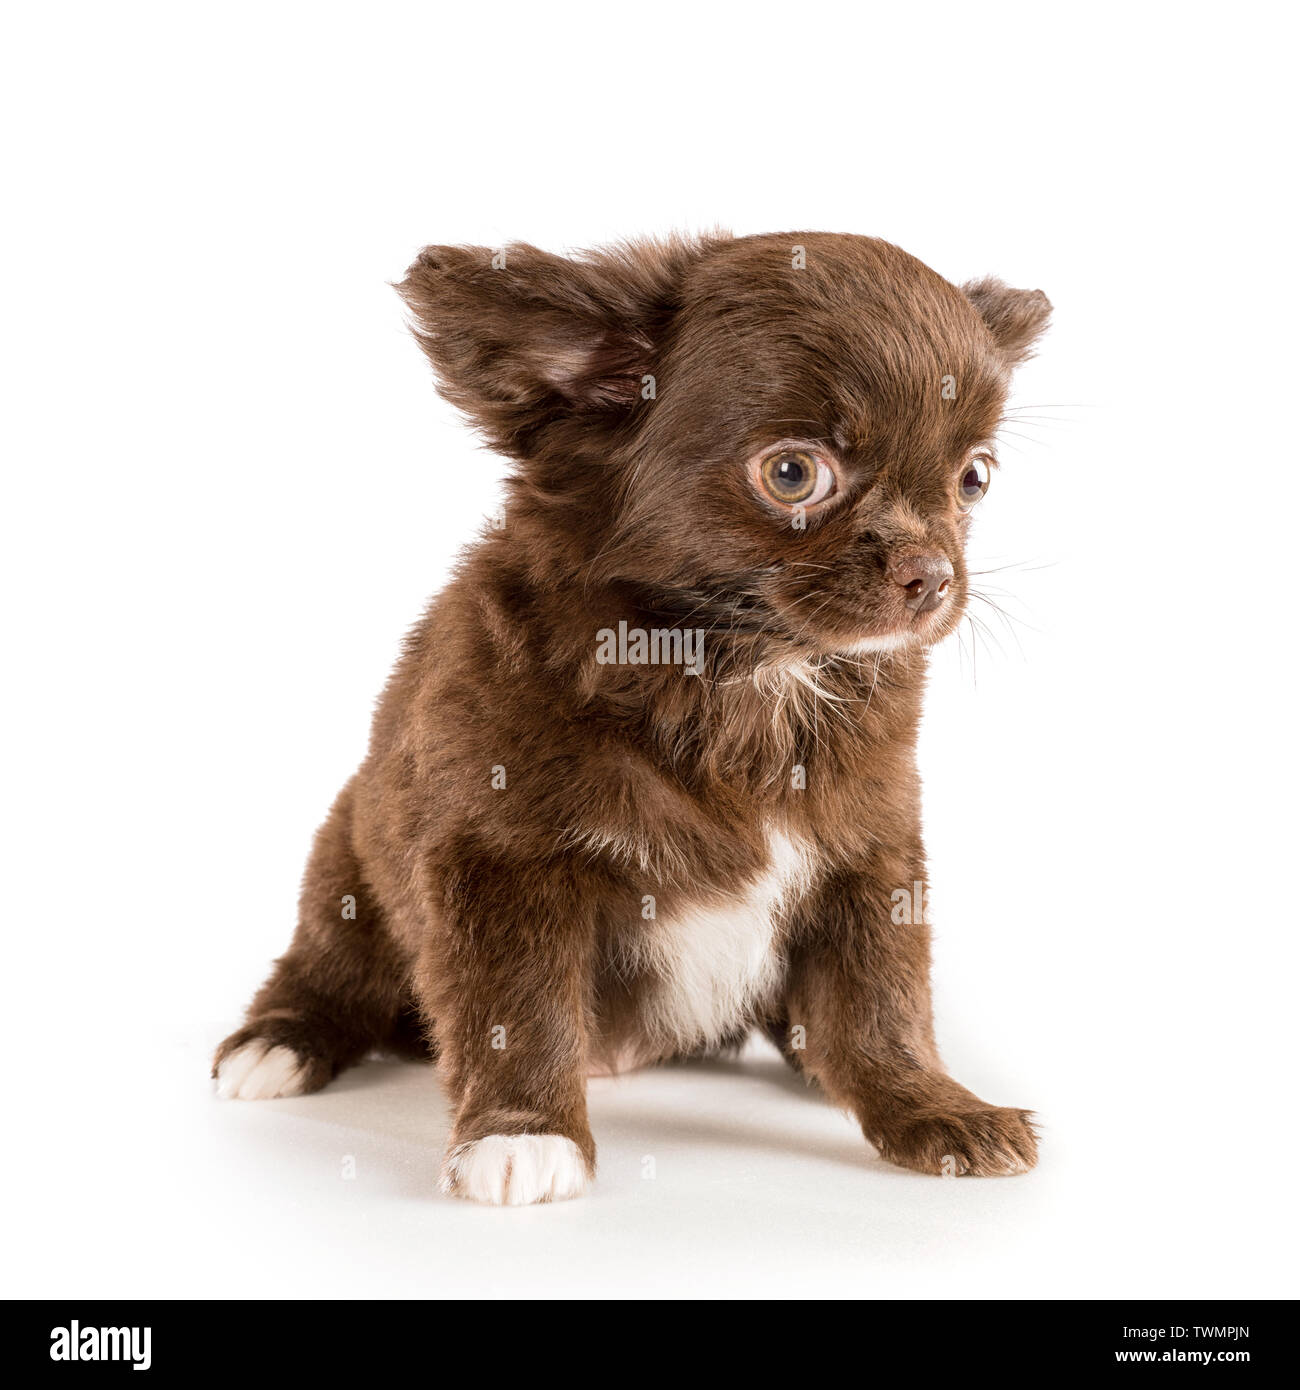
[758,449,836,507]
[957,453,992,509]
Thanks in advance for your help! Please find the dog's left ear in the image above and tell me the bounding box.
[962,277,1052,367]
[398,235,720,458]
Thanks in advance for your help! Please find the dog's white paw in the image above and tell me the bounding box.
[440,1134,590,1206]
[214,1042,308,1100]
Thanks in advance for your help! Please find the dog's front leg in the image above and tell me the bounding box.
[785,856,1038,1177]
[422,852,597,1206]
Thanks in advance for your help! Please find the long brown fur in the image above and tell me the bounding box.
[214,231,1052,1200]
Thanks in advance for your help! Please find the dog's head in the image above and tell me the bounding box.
[400,232,1049,658]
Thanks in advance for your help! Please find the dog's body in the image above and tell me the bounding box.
[215,232,1051,1205]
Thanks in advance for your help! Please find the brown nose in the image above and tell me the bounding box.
[889,553,954,614]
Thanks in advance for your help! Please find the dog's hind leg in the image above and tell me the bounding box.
[213,781,425,1099]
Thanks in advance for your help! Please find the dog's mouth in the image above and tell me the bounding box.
[832,600,961,654]
[623,573,961,667]
[766,587,962,660]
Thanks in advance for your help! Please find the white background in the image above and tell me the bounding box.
[3,1,1296,1299]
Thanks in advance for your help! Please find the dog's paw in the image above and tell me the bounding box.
[875,1105,1038,1176]
[440,1134,591,1206]
[213,1041,310,1100]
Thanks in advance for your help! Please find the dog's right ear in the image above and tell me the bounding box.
[397,237,718,458]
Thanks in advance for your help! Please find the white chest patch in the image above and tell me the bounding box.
[634,827,818,1051]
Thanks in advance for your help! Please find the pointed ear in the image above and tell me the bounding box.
[962,277,1052,367]
[397,236,719,457]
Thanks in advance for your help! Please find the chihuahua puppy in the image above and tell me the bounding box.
[214,232,1050,1205]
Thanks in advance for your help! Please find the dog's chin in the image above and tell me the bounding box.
[835,629,924,656]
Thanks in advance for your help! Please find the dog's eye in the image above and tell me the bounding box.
[758,449,836,507]
[957,453,992,509]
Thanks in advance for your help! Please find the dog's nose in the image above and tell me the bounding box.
[889,553,954,614]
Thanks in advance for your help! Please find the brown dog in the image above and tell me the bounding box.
[214,232,1051,1205]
